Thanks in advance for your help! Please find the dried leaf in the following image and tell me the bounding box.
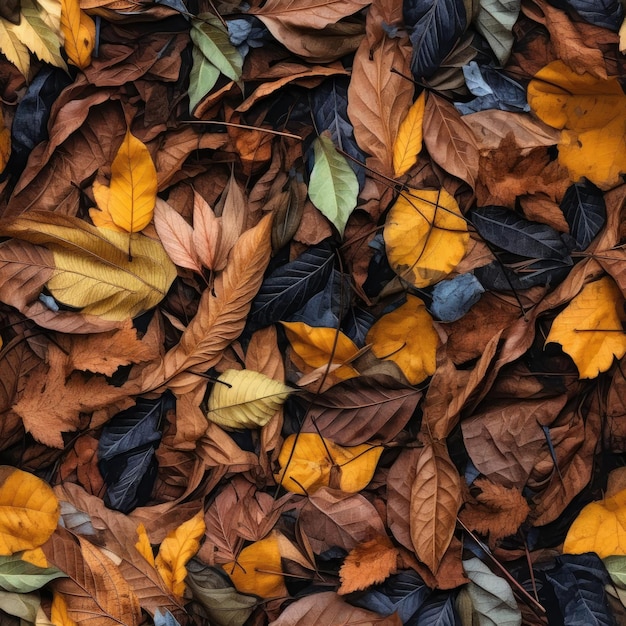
[60,0,95,69]
[338,535,399,594]
[393,91,426,177]
[51,592,78,626]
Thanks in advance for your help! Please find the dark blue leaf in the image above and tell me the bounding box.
[455,62,530,114]
[348,570,431,621]
[286,269,350,328]
[403,0,467,79]
[2,66,72,181]
[471,206,572,260]
[430,273,484,322]
[407,590,459,625]
[311,77,366,188]
[342,306,375,347]
[248,239,335,330]
[546,0,623,30]
[475,256,572,291]
[227,16,268,58]
[560,179,606,250]
[544,554,616,626]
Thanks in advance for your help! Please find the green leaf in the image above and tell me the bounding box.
[189,45,220,112]
[473,0,521,65]
[0,553,66,593]
[463,557,521,626]
[308,134,359,237]
[190,14,242,82]
[0,590,41,622]
[604,555,626,589]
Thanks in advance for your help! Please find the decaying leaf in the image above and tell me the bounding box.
[338,535,399,594]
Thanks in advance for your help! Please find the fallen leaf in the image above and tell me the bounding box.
[60,0,95,69]
[0,467,59,555]
[545,276,626,378]
[338,535,399,594]
[366,295,438,385]
[51,592,78,626]
[393,91,426,177]
[275,433,383,495]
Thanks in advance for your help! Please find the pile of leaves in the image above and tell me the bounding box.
[1,0,626,623]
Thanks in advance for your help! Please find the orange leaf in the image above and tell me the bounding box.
[135,523,156,568]
[393,92,426,177]
[60,0,95,69]
[338,535,399,594]
[410,441,462,573]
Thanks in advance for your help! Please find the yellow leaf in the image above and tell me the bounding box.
[135,523,155,568]
[528,60,626,188]
[393,92,426,177]
[545,276,626,379]
[384,188,469,288]
[281,321,360,380]
[223,531,287,598]
[21,547,48,568]
[275,433,383,495]
[366,295,438,385]
[0,20,31,76]
[89,181,126,232]
[206,369,292,430]
[104,129,157,233]
[0,467,59,555]
[51,592,78,626]
[564,487,626,558]
[60,0,95,69]
[155,511,205,598]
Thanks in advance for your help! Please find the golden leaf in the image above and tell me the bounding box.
[155,511,205,598]
[0,467,59,555]
[60,0,95,69]
[207,369,292,430]
[410,441,462,573]
[223,531,286,599]
[21,548,48,568]
[545,276,626,379]
[366,295,438,385]
[384,188,469,288]
[51,592,78,626]
[564,487,626,558]
[89,181,126,233]
[275,433,383,495]
[338,536,399,594]
[393,92,426,177]
[528,60,626,188]
[135,523,155,568]
[105,129,158,233]
[281,321,360,381]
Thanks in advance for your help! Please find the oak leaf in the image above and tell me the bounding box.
[0,467,59,556]
[384,187,469,288]
[366,295,438,385]
[275,433,383,495]
[155,511,206,598]
[338,535,399,594]
[545,276,626,379]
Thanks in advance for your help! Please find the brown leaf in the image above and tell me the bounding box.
[387,448,421,551]
[298,487,387,554]
[347,3,413,176]
[44,527,142,626]
[423,93,480,188]
[338,535,399,594]
[268,591,402,625]
[214,173,247,270]
[410,440,462,573]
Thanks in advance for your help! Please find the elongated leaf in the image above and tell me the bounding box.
[186,559,257,626]
[308,135,358,236]
[60,0,95,69]
[463,558,521,626]
[249,239,335,331]
[0,467,59,556]
[547,0,623,31]
[350,570,430,622]
[393,92,426,177]
[474,256,572,291]
[249,0,370,29]
[302,374,422,445]
[404,0,467,79]
[189,45,220,112]
[410,442,462,573]
[191,14,242,82]
[207,369,292,430]
[423,93,479,187]
[473,0,521,65]
[471,206,571,260]
[543,554,615,626]
[106,129,157,233]
[0,554,65,593]
[560,179,606,250]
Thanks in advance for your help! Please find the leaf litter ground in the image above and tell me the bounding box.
[1,0,626,624]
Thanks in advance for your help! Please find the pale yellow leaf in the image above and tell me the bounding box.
[155,511,205,598]
[393,91,426,177]
[367,295,438,385]
[60,0,95,69]
[0,467,59,555]
[207,369,292,430]
[0,20,32,76]
[545,276,626,378]
[106,129,157,233]
[384,188,469,288]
